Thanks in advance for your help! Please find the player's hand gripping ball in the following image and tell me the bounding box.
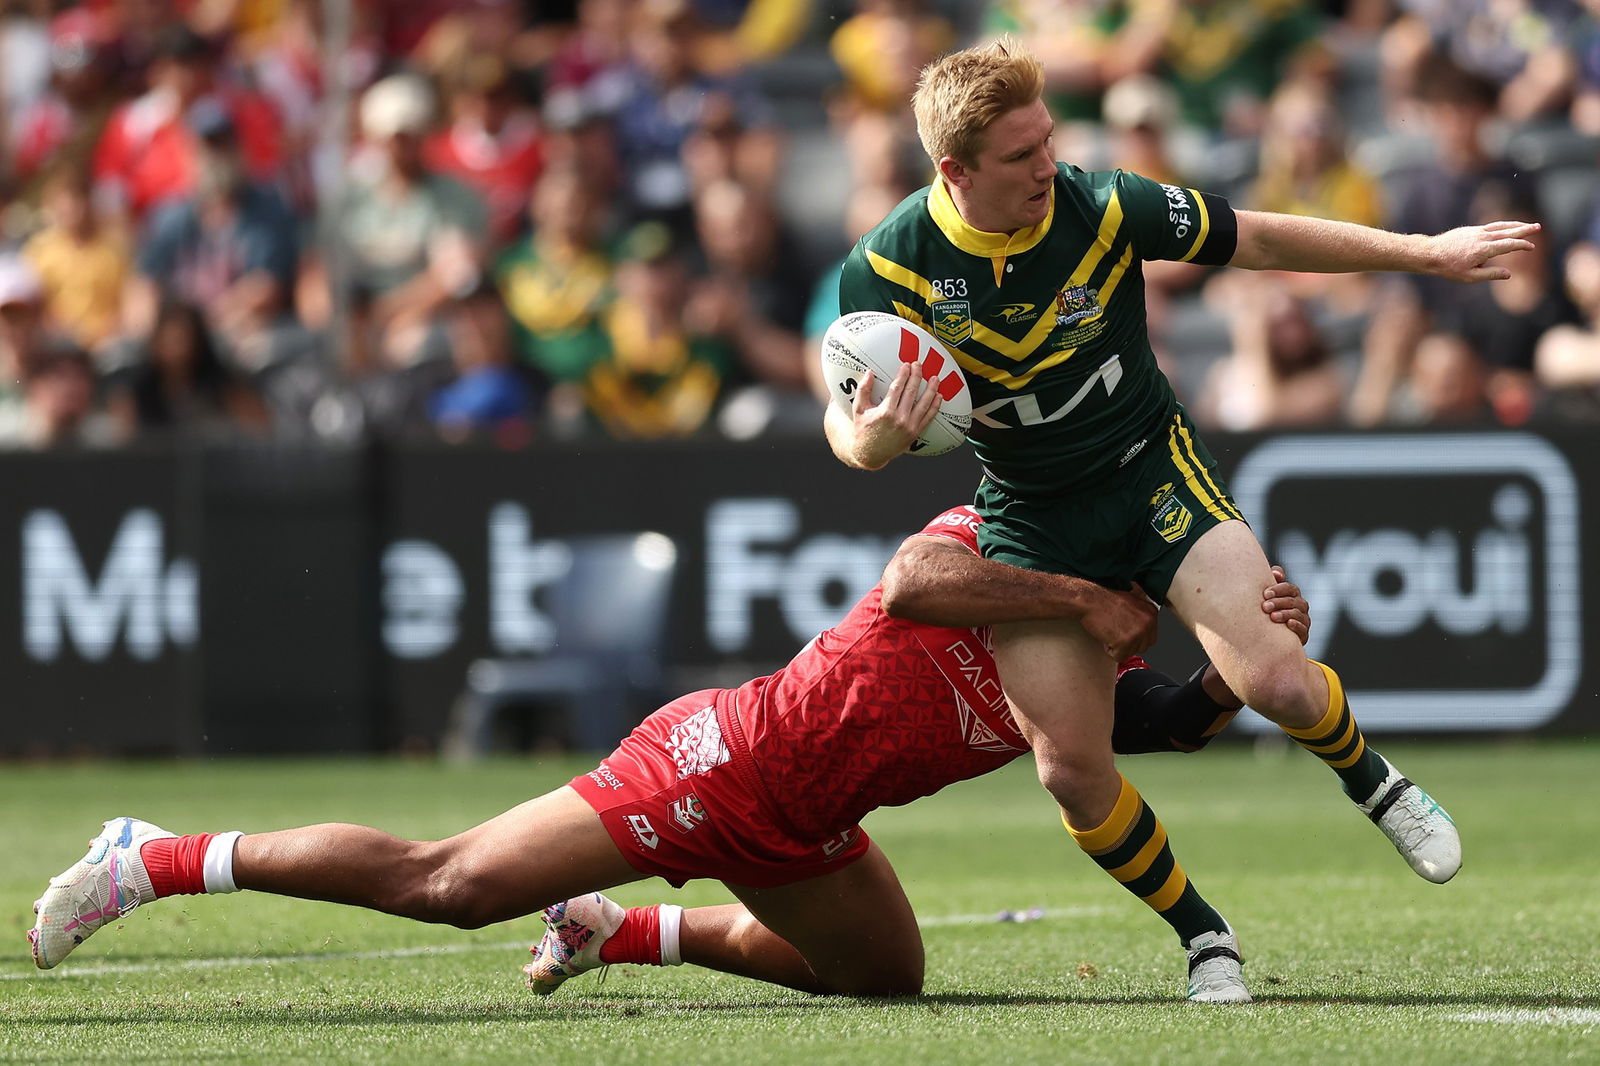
[819,311,972,456]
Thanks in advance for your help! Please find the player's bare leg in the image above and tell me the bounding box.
[1167,520,1461,882]
[990,620,1248,1002]
[30,787,643,969]
[235,786,641,927]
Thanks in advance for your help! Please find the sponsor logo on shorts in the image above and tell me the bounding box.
[669,793,708,833]
[587,765,625,790]
[1118,438,1147,468]
[819,829,857,861]
[1149,482,1193,543]
[624,813,660,850]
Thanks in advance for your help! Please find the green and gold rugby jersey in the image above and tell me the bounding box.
[839,163,1236,497]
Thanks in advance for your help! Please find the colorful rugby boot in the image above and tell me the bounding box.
[30,817,173,969]
[523,892,625,994]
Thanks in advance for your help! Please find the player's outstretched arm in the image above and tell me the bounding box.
[823,363,942,470]
[881,535,1157,660]
[1230,210,1540,282]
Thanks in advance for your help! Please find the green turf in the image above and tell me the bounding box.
[2,741,1597,1065]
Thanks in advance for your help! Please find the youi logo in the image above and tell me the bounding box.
[1230,434,1580,731]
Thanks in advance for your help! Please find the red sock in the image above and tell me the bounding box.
[598,905,662,965]
[140,834,216,898]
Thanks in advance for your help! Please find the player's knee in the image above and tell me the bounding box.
[1230,654,1317,726]
[1035,753,1117,820]
[400,843,496,929]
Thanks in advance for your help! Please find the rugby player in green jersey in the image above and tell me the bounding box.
[830,38,1533,999]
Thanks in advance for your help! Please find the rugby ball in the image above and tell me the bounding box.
[819,311,972,456]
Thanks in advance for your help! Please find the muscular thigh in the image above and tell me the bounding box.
[1165,520,1306,687]
[991,620,1116,768]
[724,841,923,995]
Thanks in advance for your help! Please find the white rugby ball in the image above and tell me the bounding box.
[819,311,972,456]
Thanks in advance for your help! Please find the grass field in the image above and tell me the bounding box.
[2,740,1597,1065]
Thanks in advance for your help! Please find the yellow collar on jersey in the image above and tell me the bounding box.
[928,177,1054,286]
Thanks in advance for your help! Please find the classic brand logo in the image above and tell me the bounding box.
[931,299,973,345]
[993,302,1039,325]
[1054,284,1100,327]
[1230,434,1579,731]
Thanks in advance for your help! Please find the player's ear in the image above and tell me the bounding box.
[938,156,972,190]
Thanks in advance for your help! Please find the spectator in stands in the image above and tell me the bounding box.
[688,177,809,393]
[584,220,734,438]
[428,282,536,441]
[1195,276,1345,431]
[1381,0,1580,124]
[1101,0,1326,138]
[1349,55,1535,426]
[322,73,488,369]
[829,0,955,117]
[609,0,777,230]
[1396,331,1494,424]
[423,58,546,246]
[21,165,130,355]
[496,162,614,409]
[1250,78,1384,229]
[1535,230,1600,417]
[5,6,122,211]
[106,297,266,439]
[1569,0,1600,134]
[0,257,88,439]
[93,23,283,221]
[0,343,117,450]
[691,0,814,74]
[545,0,635,116]
[130,101,299,373]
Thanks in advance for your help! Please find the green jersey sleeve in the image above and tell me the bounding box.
[838,238,901,316]
[1114,170,1237,267]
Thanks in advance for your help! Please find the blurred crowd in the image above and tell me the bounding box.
[1,0,1599,451]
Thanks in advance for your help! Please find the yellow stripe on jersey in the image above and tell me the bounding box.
[866,249,936,302]
[1178,188,1212,263]
[1167,416,1243,522]
[869,189,1130,390]
[890,301,926,327]
[1005,243,1136,390]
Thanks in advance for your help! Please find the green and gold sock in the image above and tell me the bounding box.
[1065,774,1226,945]
[1281,661,1390,802]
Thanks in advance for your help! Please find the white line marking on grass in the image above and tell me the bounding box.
[6,906,1106,981]
[1449,1009,1600,1027]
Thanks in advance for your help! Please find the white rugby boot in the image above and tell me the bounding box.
[1184,926,1251,1004]
[1357,756,1462,884]
[523,892,625,995]
[30,817,173,969]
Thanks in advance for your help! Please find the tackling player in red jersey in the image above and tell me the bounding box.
[29,507,1307,1002]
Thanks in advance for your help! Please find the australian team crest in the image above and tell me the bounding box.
[931,299,972,345]
[1149,482,1193,544]
[1055,284,1101,327]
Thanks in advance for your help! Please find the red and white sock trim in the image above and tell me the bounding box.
[659,904,683,967]
[202,831,244,894]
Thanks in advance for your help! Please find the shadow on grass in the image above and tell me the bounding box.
[9,990,1600,1027]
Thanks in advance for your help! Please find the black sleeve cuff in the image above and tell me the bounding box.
[1191,192,1237,266]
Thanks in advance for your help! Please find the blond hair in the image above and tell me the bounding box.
[912,37,1045,167]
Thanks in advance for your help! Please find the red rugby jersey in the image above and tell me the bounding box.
[717,506,1030,840]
